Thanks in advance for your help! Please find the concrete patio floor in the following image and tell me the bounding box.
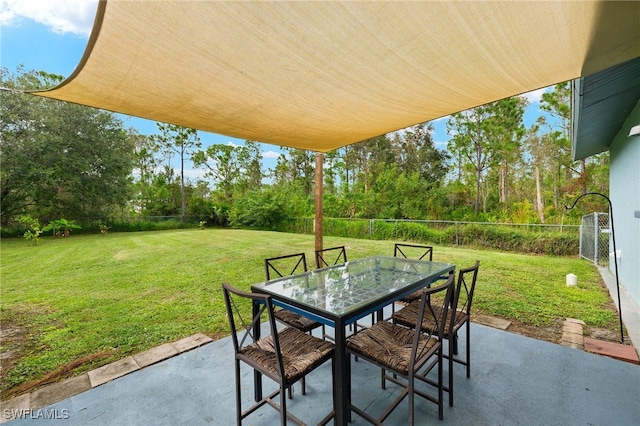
[2,320,639,426]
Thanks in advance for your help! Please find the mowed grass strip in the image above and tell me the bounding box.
[0,228,618,397]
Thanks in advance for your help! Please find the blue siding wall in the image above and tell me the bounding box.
[609,100,640,307]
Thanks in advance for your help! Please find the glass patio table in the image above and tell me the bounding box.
[251,255,455,425]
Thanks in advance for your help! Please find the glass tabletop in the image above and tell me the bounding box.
[253,256,454,318]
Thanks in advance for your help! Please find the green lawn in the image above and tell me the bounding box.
[0,228,619,398]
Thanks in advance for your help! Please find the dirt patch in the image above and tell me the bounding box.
[0,326,30,375]
[584,325,627,343]
[0,305,47,385]
[499,317,564,344]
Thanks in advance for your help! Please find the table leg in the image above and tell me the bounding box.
[334,319,348,425]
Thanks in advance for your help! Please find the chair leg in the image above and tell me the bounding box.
[408,375,415,426]
[437,347,444,420]
[280,383,287,426]
[301,376,306,395]
[235,360,242,426]
[466,321,471,378]
[448,336,454,407]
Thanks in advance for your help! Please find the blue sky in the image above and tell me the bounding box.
[1,0,551,182]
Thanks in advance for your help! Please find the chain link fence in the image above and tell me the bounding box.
[579,212,610,265]
[280,218,581,255]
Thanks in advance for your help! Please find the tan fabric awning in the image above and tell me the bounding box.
[33,0,640,152]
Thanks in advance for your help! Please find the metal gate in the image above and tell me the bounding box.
[579,212,610,265]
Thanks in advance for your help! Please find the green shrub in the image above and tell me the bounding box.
[17,215,43,245]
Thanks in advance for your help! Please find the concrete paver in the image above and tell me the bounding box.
[562,323,583,334]
[172,333,212,352]
[474,314,511,330]
[30,375,91,410]
[565,317,586,326]
[133,344,179,368]
[585,337,640,364]
[0,393,30,422]
[562,332,584,345]
[87,357,139,388]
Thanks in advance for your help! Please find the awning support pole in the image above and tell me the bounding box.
[315,152,324,253]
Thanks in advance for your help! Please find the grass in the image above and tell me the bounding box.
[0,228,619,398]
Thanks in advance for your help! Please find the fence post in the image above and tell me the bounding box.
[578,217,583,259]
[594,213,599,265]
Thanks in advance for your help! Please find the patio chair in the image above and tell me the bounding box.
[265,253,324,334]
[394,243,434,262]
[314,246,365,333]
[346,272,455,425]
[395,243,434,304]
[222,282,335,426]
[392,260,480,407]
[315,245,347,269]
[265,253,326,398]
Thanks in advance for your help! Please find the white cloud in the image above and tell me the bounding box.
[183,168,208,181]
[262,150,280,159]
[432,115,450,123]
[522,87,550,105]
[0,0,99,37]
[226,141,240,148]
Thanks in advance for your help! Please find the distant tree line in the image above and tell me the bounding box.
[1,66,609,234]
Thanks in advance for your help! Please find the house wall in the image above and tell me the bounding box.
[609,100,640,307]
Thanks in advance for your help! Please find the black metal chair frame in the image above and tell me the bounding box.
[315,245,347,269]
[222,282,335,426]
[391,243,435,316]
[265,252,308,281]
[394,243,434,262]
[393,260,480,407]
[346,272,455,425]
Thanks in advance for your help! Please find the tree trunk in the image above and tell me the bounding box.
[499,162,507,204]
[475,167,481,216]
[535,163,545,223]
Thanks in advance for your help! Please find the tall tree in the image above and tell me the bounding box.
[153,123,201,225]
[539,82,575,206]
[271,148,315,196]
[1,67,135,226]
[447,97,526,216]
[447,107,493,215]
[192,143,245,200]
[485,97,527,205]
[237,141,264,193]
[131,130,161,215]
[393,123,450,187]
[523,123,550,222]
